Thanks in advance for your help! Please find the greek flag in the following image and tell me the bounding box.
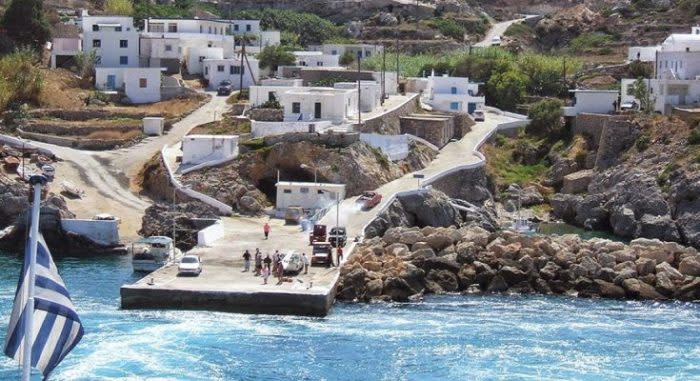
[4,233,84,379]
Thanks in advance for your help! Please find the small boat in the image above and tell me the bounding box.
[512,218,536,234]
[61,180,85,198]
[131,236,182,273]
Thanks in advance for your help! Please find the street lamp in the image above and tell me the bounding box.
[300,163,317,184]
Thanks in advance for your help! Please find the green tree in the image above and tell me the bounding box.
[75,49,98,82]
[104,0,134,16]
[486,68,527,111]
[527,99,564,136]
[257,45,295,71]
[631,77,654,114]
[1,0,51,52]
[339,51,355,66]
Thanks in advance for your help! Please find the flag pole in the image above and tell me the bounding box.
[22,175,46,381]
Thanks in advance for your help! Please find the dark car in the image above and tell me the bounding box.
[356,191,382,210]
[217,80,233,96]
[309,224,327,245]
[311,242,332,266]
[328,226,347,248]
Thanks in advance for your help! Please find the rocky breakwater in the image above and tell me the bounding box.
[337,225,700,303]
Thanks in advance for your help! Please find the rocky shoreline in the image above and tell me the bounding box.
[337,225,700,303]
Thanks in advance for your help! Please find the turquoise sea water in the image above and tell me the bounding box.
[0,253,698,380]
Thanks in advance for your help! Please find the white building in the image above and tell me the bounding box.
[423,74,484,113]
[622,26,700,114]
[628,46,660,62]
[279,87,358,123]
[334,81,380,113]
[81,16,139,68]
[563,90,619,117]
[293,51,340,68]
[202,57,260,89]
[249,79,304,106]
[95,67,162,104]
[275,181,346,210]
[309,44,384,59]
[50,24,82,69]
[186,47,225,75]
[181,135,239,165]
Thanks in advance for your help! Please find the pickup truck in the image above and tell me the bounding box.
[328,226,347,248]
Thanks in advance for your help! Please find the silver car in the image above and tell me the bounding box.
[281,251,304,274]
[178,255,202,276]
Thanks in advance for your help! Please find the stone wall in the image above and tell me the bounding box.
[594,118,640,170]
[671,107,700,125]
[17,129,135,150]
[24,121,141,136]
[248,108,283,122]
[359,93,419,135]
[429,166,493,205]
[400,114,454,148]
[573,113,615,150]
[262,131,360,147]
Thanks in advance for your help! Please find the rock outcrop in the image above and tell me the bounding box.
[336,226,700,303]
[140,201,219,251]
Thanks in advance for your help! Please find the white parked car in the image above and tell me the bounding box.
[178,255,202,276]
[281,251,304,274]
[472,110,485,122]
[491,36,502,46]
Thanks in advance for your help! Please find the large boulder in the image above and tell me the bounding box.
[678,255,700,276]
[426,269,459,292]
[622,278,666,300]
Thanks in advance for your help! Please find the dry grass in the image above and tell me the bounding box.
[124,94,208,119]
[188,115,251,135]
[37,68,92,110]
[84,129,143,140]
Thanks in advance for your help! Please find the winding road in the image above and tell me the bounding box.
[474,15,538,47]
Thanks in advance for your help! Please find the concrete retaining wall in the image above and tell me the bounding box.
[360,133,409,161]
[251,120,333,138]
[359,93,420,134]
[17,129,135,150]
[0,134,56,158]
[400,114,454,148]
[248,108,284,122]
[197,220,224,246]
[61,219,120,245]
[262,131,359,147]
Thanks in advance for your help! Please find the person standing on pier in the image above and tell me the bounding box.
[254,249,262,276]
[263,222,271,239]
[302,253,309,274]
[263,253,272,271]
[337,246,344,264]
[262,266,270,284]
[242,250,251,272]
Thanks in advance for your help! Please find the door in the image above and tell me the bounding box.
[106,75,116,90]
[468,102,476,114]
[314,102,322,119]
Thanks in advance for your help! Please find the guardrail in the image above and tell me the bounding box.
[160,145,233,215]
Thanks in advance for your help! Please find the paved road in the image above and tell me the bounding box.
[474,15,536,47]
[28,92,229,238]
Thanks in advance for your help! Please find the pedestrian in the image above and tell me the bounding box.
[276,257,284,284]
[262,266,270,284]
[272,250,279,273]
[302,253,309,274]
[337,246,343,264]
[254,249,262,276]
[263,253,272,271]
[263,222,271,239]
[242,249,251,272]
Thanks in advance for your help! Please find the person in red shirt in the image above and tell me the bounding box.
[263,222,271,239]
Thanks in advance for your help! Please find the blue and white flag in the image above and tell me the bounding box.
[4,233,84,379]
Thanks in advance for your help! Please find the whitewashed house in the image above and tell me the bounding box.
[181,135,239,166]
[309,43,384,59]
[622,26,700,114]
[186,47,225,75]
[334,81,380,113]
[50,24,82,69]
[95,67,162,103]
[202,57,260,89]
[293,51,340,68]
[81,15,139,68]
[563,90,619,116]
[423,74,484,114]
[279,87,358,123]
[249,79,304,107]
[275,181,346,210]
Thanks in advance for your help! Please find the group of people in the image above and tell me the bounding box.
[242,248,310,285]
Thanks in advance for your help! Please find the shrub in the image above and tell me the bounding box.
[504,22,532,38]
[339,51,355,66]
[228,9,346,45]
[569,32,613,53]
[688,128,700,145]
[423,18,465,41]
[0,48,44,112]
[257,45,295,71]
[104,0,133,15]
[527,99,564,136]
[636,135,650,151]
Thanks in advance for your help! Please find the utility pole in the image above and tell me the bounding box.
[357,51,362,126]
[381,45,386,104]
[239,41,246,93]
[395,34,400,92]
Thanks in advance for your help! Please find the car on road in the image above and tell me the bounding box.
[357,191,382,210]
[281,251,304,274]
[472,110,485,122]
[178,255,202,276]
[217,80,233,96]
[328,226,347,248]
[311,242,333,266]
[491,36,502,46]
[285,206,304,224]
[309,224,327,245]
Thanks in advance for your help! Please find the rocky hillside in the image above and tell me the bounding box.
[140,201,219,252]
[175,137,436,215]
[337,224,700,303]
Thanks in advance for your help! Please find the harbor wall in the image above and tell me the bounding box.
[61,219,120,245]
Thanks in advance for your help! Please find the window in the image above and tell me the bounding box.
[283,189,292,194]
[332,50,337,55]
[150,23,164,33]
[93,39,101,48]
[168,23,177,33]
[119,56,128,65]
[234,25,239,31]
[317,61,323,66]
[139,78,147,88]
[317,190,324,194]
[208,26,212,33]
[268,92,276,102]
[231,66,243,75]
[95,56,101,65]
[165,45,172,52]
[246,24,252,31]
[199,25,203,33]
[205,67,208,75]
[120,40,128,48]
[300,187,309,194]
[450,86,457,94]
[92,24,99,32]
[217,65,224,72]
[366,51,371,57]
[292,102,301,113]
[300,61,306,66]
[115,26,122,32]
[450,102,460,110]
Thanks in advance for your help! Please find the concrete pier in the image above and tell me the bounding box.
[120,217,343,316]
